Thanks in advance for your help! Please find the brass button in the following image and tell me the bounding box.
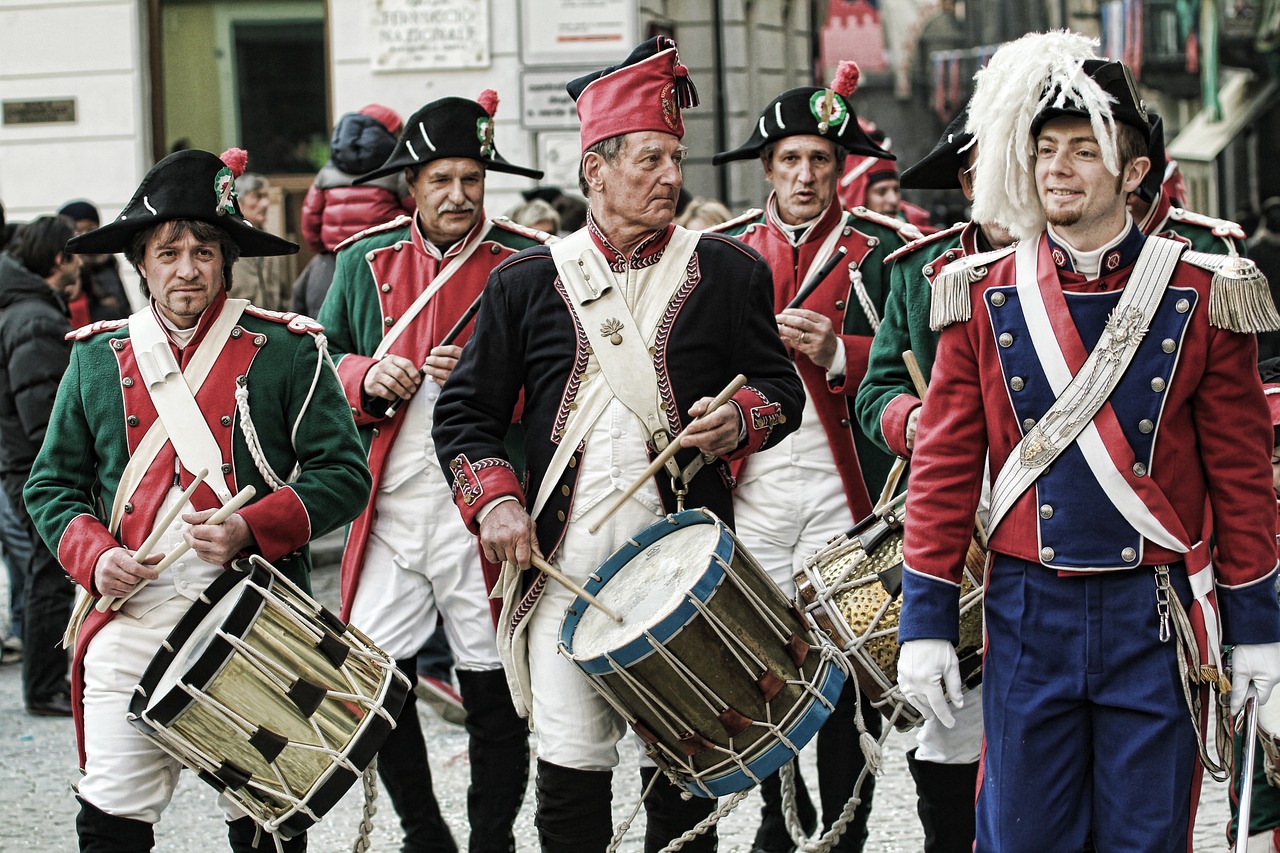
[999,333,1014,348]
[1023,418,1036,431]
[1175,299,1190,313]
[231,327,243,338]
[1138,419,1154,434]
[122,377,134,388]
[1150,377,1166,393]
[1039,504,1053,519]
[560,485,571,496]
[1132,462,1148,477]
[381,283,392,293]
[1121,547,1137,562]
[384,316,394,327]
[1040,546,1055,562]
[991,292,1006,307]
[127,415,139,427]
[110,339,124,351]
[1161,338,1176,353]
[124,502,134,514]
[220,415,232,427]
[835,300,846,310]
[1010,377,1025,391]
[221,463,233,474]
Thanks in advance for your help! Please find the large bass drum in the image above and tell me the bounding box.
[795,497,986,730]
[560,509,847,798]
[130,556,410,838]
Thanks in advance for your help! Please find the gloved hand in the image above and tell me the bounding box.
[1230,642,1280,716]
[897,638,964,728]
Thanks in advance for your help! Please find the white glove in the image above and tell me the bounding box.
[897,638,964,728]
[1230,642,1280,716]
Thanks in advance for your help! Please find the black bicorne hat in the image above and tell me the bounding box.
[355,95,543,184]
[1030,58,1150,138]
[66,149,298,257]
[901,106,975,190]
[713,62,891,166]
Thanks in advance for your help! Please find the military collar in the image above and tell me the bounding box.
[585,212,674,272]
[1045,219,1145,277]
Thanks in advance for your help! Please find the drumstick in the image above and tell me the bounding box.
[531,554,623,623]
[589,374,747,535]
[785,247,848,310]
[382,294,485,418]
[107,485,257,611]
[94,469,209,613]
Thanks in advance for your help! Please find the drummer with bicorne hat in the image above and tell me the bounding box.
[24,148,371,852]
[431,36,804,853]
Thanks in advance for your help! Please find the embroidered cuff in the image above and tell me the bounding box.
[898,566,962,646]
[1217,567,1280,644]
[449,454,524,533]
[882,394,923,459]
[238,486,311,563]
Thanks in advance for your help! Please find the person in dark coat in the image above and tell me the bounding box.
[0,215,81,716]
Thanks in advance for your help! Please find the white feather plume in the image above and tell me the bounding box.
[965,31,1116,240]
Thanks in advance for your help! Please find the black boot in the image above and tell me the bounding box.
[815,683,880,852]
[750,761,818,852]
[377,658,458,853]
[455,668,530,853]
[535,759,613,852]
[640,766,717,853]
[227,817,306,852]
[76,798,154,853]
[906,749,978,853]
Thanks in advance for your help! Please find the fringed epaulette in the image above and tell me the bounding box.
[883,221,966,265]
[1168,208,1247,242]
[335,214,412,253]
[242,305,325,335]
[928,243,1018,331]
[67,317,130,341]
[847,206,925,243]
[1182,251,1280,333]
[491,216,556,245]
[704,208,764,235]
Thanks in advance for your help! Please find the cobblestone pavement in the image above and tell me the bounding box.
[0,533,1235,851]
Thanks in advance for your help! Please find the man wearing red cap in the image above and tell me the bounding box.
[432,37,804,853]
[24,148,371,852]
[708,64,923,853]
[318,93,548,853]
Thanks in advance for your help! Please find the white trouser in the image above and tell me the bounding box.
[348,467,499,668]
[79,596,245,823]
[527,495,660,770]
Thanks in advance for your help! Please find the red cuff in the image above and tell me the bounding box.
[57,514,120,594]
[335,353,383,426]
[237,486,311,563]
[724,385,783,461]
[448,454,525,533]
[828,334,872,394]
[882,393,922,459]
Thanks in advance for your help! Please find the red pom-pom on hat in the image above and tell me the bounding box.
[219,148,248,178]
[478,89,499,117]
[832,61,861,99]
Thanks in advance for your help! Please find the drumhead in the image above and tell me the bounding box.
[130,562,271,728]
[563,510,728,671]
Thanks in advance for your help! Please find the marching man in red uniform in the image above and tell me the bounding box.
[318,93,548,853]
[897,32,1280,852]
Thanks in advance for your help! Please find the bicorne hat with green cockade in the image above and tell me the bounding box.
[66,148,298,257]
[712,61,891,165]
[354,90,543,184]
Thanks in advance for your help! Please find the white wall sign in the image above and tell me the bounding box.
[520,0,636,67]
[521,70,590,130]
[371,0,490,71]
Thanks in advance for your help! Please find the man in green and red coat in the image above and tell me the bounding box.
[24,147,372,853]
[318,91,549,853]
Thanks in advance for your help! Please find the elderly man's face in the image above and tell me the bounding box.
[408,158,486,247]
[139,226,225,329]
[764,136,841,225]
[593,132,685,234]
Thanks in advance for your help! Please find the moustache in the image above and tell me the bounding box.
[438,202,476,215]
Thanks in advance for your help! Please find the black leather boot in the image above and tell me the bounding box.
[227,817,306,852]
[455,668,530,853]
[640,766,717,853]
[377,658,458,853]
[76,798,154,853]
[750,761,818,852]
[906,749,978,853]
[534,759,613,852]
[815,683,879,852]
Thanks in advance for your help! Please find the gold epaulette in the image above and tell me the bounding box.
[491,215,555,245]
[1182,251,1280,333]
[1168,208,1247,241]
[847,206,925,243]
[928,243,1019,331]
[703,208,764,234]
[334,214,412,253]
[884,221,967,265]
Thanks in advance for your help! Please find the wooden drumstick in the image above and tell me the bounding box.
[530,554,623,623]
[108,485,257,611]
[588,374,747,535]
[95,468,209,613]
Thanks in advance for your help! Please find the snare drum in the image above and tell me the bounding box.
[130,555,410,839]
[795,499,986,731]
[560,509,846,798]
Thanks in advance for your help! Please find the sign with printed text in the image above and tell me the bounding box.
[371,0,490,71]
[520,0,636,67]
